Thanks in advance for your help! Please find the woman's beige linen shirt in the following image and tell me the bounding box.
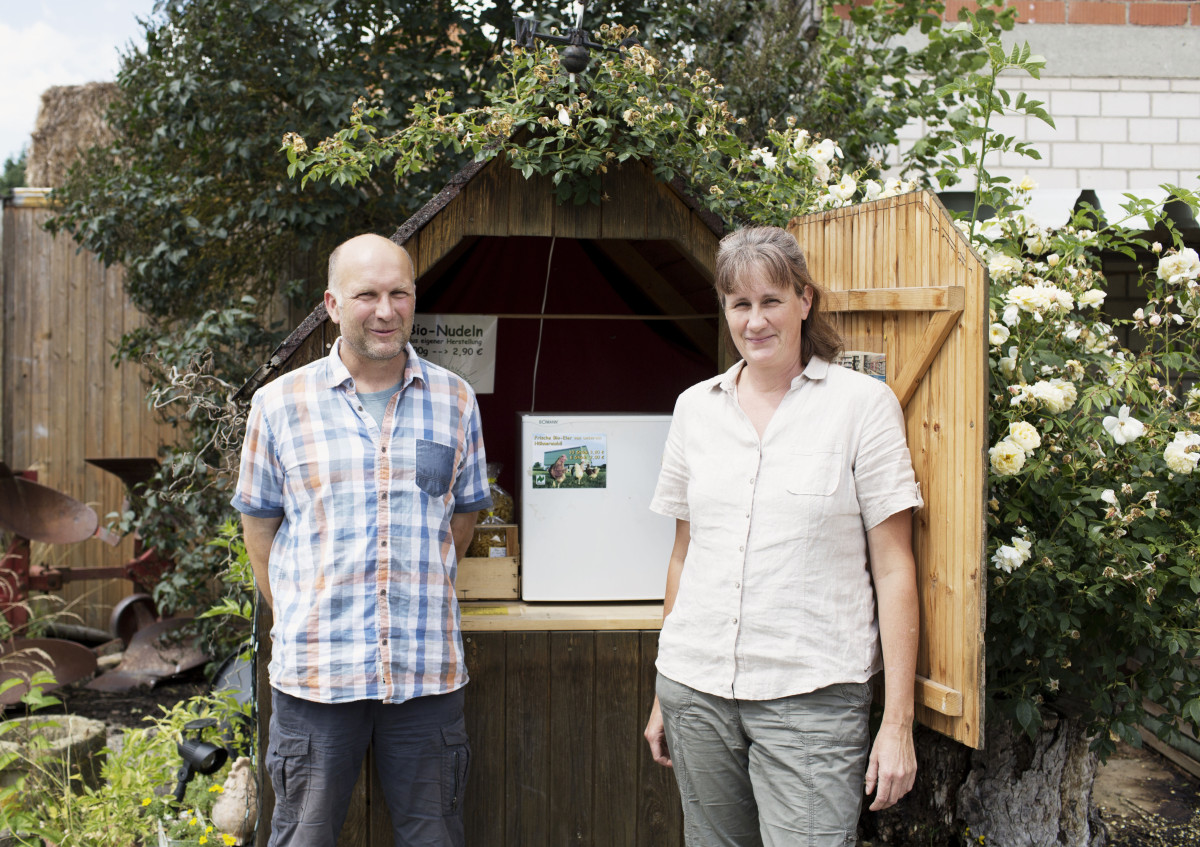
[650,357,923,701]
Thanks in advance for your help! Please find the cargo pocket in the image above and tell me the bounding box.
[266,724,311,823]
[440,718,471,816]
[416,439,456,498]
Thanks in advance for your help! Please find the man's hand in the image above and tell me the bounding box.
[644,696,672,767]
[864,721,917,811]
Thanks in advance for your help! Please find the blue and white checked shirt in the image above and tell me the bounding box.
[232,339,491,704]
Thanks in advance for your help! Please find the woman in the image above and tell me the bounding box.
[644,226,922,846]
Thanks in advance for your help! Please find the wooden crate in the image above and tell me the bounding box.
[457,524,520,600]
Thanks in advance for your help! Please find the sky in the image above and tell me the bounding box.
[0,0,155,163]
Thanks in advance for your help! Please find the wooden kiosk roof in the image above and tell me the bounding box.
[238,154,726,398]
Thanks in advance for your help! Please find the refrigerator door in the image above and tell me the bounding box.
[519,414,674,601]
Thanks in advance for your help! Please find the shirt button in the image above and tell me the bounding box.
[379,588,387,597]
[357,405,363,411]
[381,539,388,548]
[734,582,741,589]
[381,446,388,454]
[738,545,744,552]
[732,617,738,624]
[382,638,388,645]
[749,478,755,484]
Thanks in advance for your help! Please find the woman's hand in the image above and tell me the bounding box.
[644,696,673,767]
[864,721,916,810]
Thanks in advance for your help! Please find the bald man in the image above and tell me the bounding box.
[233,234,492,847]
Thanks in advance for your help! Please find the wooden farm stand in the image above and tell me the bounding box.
[246,154,987,844]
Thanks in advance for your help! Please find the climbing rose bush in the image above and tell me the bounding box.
[977,184,1200,754]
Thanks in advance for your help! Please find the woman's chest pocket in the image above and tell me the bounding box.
[416,439,457,497]
[781,448,843,497]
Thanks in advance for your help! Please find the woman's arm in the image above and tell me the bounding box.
[864,509,919,810]
[644,519,690,767]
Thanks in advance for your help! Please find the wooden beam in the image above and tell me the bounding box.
[916,676,964,717]
[824,285,965,313]
[891,310,962,410]
[591,239,717,356]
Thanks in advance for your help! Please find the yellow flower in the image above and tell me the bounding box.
[222,835,237,846]
[191,815,200,826]
[209,784,225,793]
[141,798,152,807]
[206,826,214,833]
[200,839,208,845]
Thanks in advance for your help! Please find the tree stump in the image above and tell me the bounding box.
[862,715,1106,846]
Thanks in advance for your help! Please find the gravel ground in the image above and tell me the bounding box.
[1093,741,1200,847]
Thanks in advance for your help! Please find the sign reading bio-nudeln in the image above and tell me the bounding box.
[410,315,498,393]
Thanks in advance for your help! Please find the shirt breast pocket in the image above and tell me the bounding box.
[783,449,842,497]
[416,439,456,497]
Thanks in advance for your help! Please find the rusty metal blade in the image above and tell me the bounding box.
[0,471,99,545]
[0,638,98,706]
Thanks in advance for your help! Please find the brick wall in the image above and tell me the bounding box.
[892,75,1200,191]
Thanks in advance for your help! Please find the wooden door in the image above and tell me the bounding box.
[790,191,988,748]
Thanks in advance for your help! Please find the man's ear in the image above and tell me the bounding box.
[324,288,341,325]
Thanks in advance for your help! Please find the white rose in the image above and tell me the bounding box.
[1163,431,1200,474]
[989,323,1011,346]
[989,439,1026,476]
[815,162,831,183]
[863,179,882,201]
[1024,227,1050,255]
[1157,248,1200,284]
[558,107,571,126]
[1018,175,1038,192]
[880,177,904,198]
[807,138,842,165]
[1046,253,1060,268]
[1026,378,1076,414]
[989,254,1024,281]
[1100,488,1118,506]
[1002,304,1021,327]
[1007,421,1042,453]
[992,545,1023,573]
[1102,405,1145,445]
[751,147,778,170]
[1077,289,1105,309]
[792,129,810,151]
[999,347,1018,378]
[992,535,1033,573]
[829,174,856,202]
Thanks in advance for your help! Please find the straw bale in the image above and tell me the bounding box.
[26,83,118,188]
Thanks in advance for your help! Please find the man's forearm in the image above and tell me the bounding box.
[241,514,283,611]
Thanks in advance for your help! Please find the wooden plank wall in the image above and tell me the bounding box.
[789,192,988,748]
[1,203,174,630]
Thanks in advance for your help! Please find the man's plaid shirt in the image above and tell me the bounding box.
[232,340,491,703]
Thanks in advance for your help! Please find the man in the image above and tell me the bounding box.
[233,233,491,847]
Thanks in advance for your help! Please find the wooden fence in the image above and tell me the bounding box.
[1,194,172,631]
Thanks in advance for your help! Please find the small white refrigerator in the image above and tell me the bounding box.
[518,413,675,601]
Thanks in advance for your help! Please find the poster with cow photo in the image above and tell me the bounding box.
[529,432,608,489]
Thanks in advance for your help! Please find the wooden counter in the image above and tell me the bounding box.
[460,601,665,631]
[256,601,685,847]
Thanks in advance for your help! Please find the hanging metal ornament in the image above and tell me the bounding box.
[513,1,639,75]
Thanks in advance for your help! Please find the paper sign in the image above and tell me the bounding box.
[410,314,498,393]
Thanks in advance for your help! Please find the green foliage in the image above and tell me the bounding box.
[0,147,25,193]
[109,300,275,640]
[0,677,251,847]
[290,0,992,208]
[935,9,1200,758]
[287,31,928,225]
